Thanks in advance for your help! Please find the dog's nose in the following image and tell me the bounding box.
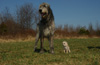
[39,9,42,13]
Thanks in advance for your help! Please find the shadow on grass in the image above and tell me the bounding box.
[87,46,100,49]
[0,50,10,54]
[34,48,49,53]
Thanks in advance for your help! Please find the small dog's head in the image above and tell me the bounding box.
[62,41,68,47]
[39,3,50,19]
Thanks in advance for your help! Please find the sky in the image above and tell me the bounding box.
[0,0,100,28]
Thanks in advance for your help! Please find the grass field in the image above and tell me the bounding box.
[0,38,100,65]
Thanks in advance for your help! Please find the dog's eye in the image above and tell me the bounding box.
[43,5,47,7]
[43,5,46,7]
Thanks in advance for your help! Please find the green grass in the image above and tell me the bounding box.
[0,38,100,65]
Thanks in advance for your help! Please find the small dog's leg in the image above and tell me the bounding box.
[67,50,68,53]
[69,49,71,53]
[64,50,65,53]
[65,50,67,53]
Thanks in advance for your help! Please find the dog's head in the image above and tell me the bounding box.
[62,41,68,46]
[39,3,53,19]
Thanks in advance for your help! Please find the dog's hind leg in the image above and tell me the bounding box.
[48,36,54,54]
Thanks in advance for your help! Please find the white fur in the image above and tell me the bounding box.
[62,41,71,53]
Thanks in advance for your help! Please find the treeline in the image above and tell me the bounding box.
[0,3,100,39]
[55,23,100,37]
[0,3,40,39]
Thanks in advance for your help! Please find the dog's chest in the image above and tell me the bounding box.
[39,24,52,36]
[44,27,51,36]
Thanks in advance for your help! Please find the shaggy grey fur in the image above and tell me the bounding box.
[34,3,55,53]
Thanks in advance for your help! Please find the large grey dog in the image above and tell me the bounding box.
[34,3,55,53]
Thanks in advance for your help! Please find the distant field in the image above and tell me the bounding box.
[0,38,100,65]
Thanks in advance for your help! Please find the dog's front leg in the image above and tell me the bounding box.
[40,37,44,53]
[34,33,39,52]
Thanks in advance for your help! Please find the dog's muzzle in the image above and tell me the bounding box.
[39,9,47,18]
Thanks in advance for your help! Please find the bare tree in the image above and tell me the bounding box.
[16,3,40,30]
[64,24,69,32]
[96,22,100,36]
[88,22,94,35]
[0,14,2,23]
[68,25,74,33]
[2,7,13,22]
[1,7,18,35]
[75,25,81,32]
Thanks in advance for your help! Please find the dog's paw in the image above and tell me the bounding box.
[40,50,44,54]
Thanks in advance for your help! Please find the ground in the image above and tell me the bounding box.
[0,38,100,65]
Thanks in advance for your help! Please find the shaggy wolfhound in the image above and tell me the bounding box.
[34,3,55,53]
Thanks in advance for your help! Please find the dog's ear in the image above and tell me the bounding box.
[47,4,50,8]
[44,2,50,8]
[42,2,50,8]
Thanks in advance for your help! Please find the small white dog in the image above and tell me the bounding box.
[62,41,71,53]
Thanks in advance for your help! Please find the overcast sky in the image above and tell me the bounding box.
[0,0,100,28]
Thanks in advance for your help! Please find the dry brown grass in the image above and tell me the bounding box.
[0,36,35,43]
[0,35,99,43]
[54,35,99,39]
